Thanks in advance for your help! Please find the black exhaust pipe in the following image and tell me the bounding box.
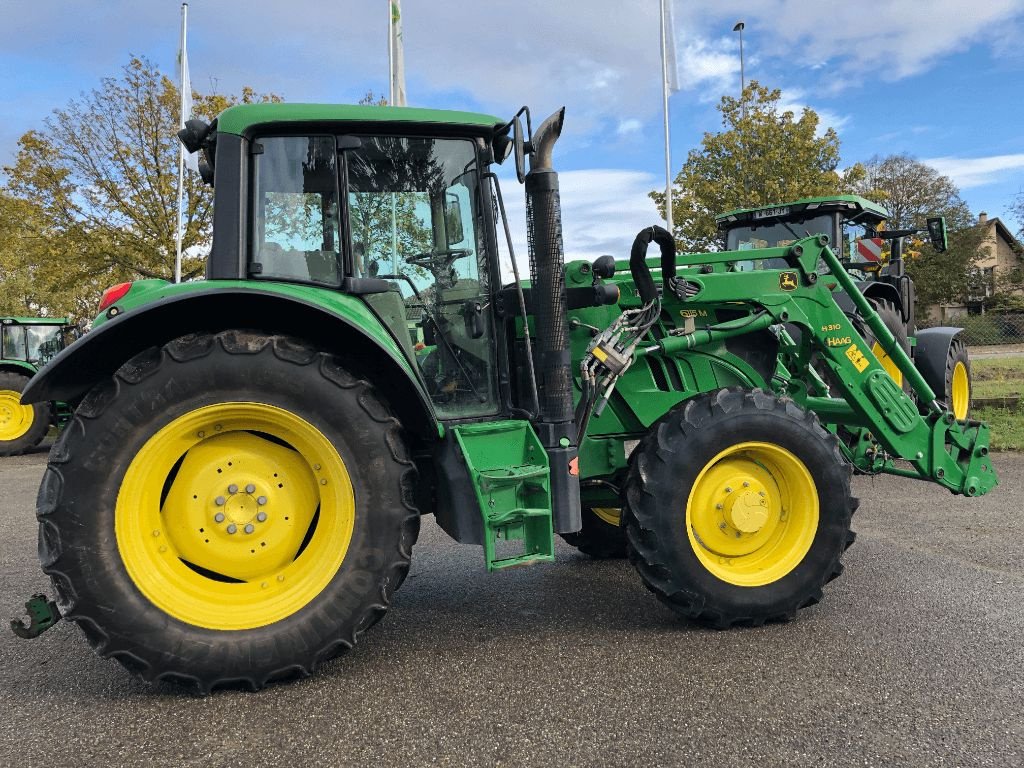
[524,107,581,534]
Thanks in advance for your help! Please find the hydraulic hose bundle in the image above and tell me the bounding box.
[575,226,677,439]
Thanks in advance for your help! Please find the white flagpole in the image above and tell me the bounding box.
[388,1,395,105]
[659,0,673,234]
[174,2,188,284]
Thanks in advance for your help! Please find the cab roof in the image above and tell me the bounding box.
[216,103,504,136]
[716,194,889,227]
[1,317,70,326]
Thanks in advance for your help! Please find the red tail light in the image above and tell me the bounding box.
[98,282,132,312]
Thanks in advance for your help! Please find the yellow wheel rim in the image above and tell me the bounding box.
[686,441,818,587]
[592,507,621,526]
[0,388,34,442]
[116,402,355,631]
[871,341,903,388]
[951,361,969,421]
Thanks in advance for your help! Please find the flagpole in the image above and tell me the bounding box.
[388,1,394,105]
[659,0,673,234]
[174,2,188,284]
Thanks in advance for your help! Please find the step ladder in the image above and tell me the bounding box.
[451,421,555,571]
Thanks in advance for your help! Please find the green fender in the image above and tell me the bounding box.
[23,282,440,438]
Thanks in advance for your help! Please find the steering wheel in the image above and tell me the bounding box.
[406,248,472,268]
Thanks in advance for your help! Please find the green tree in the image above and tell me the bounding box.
[2,57,279,319]
[852,154,981,308]
[652,82,863,251]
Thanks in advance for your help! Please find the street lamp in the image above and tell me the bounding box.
[733,21,745,100]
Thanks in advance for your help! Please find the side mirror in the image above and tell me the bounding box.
[444,192,465,245]
[512,115,526,183]
[927,216,948,253]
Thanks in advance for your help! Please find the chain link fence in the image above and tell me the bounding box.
[920,311,1024,349]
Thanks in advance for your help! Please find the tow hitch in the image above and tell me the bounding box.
[10,593,61,639]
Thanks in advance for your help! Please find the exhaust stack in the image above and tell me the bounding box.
[524,107,581,534]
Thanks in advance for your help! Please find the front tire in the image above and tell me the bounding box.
[560,507,627,559]
[37,331,420,691]
[0,371,50,456]
[625,389,856,628]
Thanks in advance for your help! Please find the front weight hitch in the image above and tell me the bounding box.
[10,593,61,639]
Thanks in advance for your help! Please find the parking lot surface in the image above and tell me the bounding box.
[1,446,1022,767]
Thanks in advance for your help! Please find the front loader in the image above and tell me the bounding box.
[13,103,996,691]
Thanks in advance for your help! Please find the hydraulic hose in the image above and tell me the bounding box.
[629,225,676,303]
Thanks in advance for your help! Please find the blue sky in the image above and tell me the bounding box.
[1,0,1022,261]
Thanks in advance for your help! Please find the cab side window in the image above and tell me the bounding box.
[251,136,341,285]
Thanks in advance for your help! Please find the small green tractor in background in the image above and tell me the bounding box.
[15,104,996,691]
[0,317,77,455]
[716,195,972,420]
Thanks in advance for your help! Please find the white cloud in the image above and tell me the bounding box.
[700,0,1024,82]
[775,89,850,136]
[495,169,662,281]
[924,154,1024,189]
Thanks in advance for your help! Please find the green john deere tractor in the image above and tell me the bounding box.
[14,104,996,691]
[0,317,76,455]
[716,195,972,420]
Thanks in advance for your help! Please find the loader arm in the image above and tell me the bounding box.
[641,235,996,497]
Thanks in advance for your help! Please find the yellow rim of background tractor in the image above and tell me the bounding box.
[686,441,818,587]
[951,361,969,420]
[116,402,355,631]
[591,507,621,526]
[0,389,34,442]
[871,341,904,389]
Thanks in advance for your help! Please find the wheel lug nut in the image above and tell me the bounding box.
[246,483,256,494]
[226,523,237,534]
[244,523,255,534]
[228,484,238,494]
[742,481,750,488]
[215,496,226,506]
[715,503,724,510]
[725,486,733,493]
[214,512,225,523]
[257,496,267,506]
[257,512,268,522]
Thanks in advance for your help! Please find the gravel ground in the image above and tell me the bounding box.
[1,445,1021,767]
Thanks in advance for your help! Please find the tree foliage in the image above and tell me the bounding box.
[1,57,279,320]
[851,154,981,307]
[652,82,863,251]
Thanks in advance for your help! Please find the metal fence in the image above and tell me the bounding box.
[919,311,1024,349]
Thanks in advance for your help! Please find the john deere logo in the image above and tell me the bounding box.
[779,272,798,291]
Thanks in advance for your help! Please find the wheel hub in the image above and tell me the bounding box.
[0,389,33,441]
[725,487,770,533]
[161,432,321,581]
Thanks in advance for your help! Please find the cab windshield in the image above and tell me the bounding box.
[725,214,835,251]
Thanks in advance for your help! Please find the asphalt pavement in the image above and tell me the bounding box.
[1,444,1022,767]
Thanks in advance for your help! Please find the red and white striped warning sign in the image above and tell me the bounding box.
[857,237,884,262]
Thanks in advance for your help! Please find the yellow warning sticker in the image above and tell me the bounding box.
[845,343,869,372]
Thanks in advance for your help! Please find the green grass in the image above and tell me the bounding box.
[969,357,1023,450]
[971,357,1024,399]
[974,407,1024,451]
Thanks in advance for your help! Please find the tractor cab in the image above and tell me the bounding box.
[716,195,890,272]
[1,317,77,368]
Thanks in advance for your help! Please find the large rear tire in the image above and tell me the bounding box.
[0,371,49,456]
[859,300,911,394]
[625,388,856,628]
[942,338,971,421]
[37,331,420,691]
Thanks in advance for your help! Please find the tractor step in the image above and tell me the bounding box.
[451,421,555,571]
